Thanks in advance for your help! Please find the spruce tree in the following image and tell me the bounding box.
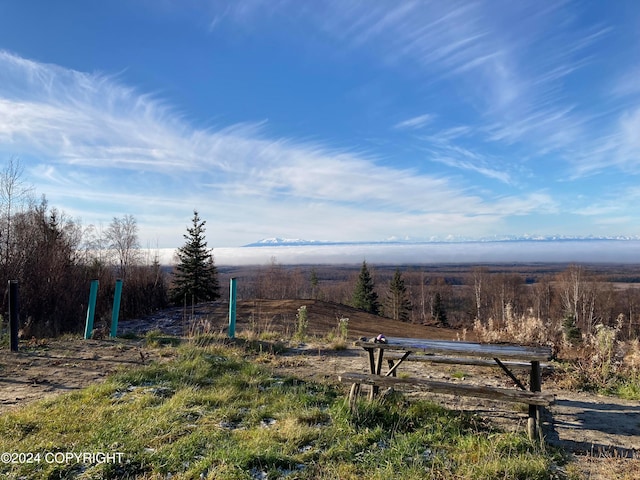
[170,211,220,305]
[432,292,448,326]
[351,261,380,315]
[310,268,319,299]
[386,268,412,322]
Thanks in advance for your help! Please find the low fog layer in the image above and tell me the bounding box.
[155,240,640,266]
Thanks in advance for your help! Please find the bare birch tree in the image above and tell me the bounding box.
[106,214,140,280]
[471,266,489,322]
[0,157,33,279]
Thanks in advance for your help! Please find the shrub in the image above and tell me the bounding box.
[563,317,640,399]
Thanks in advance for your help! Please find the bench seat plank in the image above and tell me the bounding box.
[338,372,555,406]
[383,352,553,370]
[355,338,552,361]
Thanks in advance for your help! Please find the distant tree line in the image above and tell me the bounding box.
[227,260,640,340]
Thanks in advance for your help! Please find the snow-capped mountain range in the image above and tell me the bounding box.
[243,235,640,247]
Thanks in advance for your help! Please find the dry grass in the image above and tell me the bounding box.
[473,304,555,346]
[569,456,640,480]
[473,307,640,399]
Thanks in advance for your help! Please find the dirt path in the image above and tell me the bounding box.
[0,338,150,411]
[550,392,640,452]
[2,300,639,479]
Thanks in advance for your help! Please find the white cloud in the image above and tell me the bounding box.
[612,67,640,98]
[195,2,632,184]
[618,107,640,160]
[291,2,624,180]
[430,155,512,185]
[394,114,435,130]
[1,50,551,246]
[567,105,640,176]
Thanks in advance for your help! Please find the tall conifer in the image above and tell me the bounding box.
[432,292,448,326]
[170,211,219,305]
[351,261,380,315]
[386,268,412,322]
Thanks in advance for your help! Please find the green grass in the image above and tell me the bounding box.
[613,378,640,400]
[0,340,566,479]
[450,370,468,380]
[144,329,182,347]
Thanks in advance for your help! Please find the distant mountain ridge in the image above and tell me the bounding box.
[243,235,640,247]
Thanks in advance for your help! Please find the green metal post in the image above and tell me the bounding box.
[228,277,237,338]
[84,280,99,339]
[110,279,123,338]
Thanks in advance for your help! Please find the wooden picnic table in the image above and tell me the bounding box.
[344,336,554,441]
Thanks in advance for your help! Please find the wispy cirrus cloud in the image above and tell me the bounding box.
[420,126,517,185]
[611,67,640,98]
[0,51,210,172]
[207,1,640,182]
[569,106,640,176]
[429,154,512,185]
[394,113,435,130]
[0,50,554,245]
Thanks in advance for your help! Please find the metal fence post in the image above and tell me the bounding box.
[110,279,123,338]
[84,280,99,339]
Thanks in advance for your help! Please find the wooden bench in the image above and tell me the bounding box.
[343,337,555,442]
[382,351,554,391]
[383,351,554,371]
[338,372,555,407]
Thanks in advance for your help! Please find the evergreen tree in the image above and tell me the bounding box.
[310,268,319,299]
[351,261,380,315]
[386,268,412,322]
[170,211,220,305]
[432,292,448,326]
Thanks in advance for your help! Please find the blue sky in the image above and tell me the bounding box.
[1,0,640,249]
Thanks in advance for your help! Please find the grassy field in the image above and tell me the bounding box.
[0,335,568,480]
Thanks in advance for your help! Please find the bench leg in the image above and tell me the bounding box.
[348,383,361,412]
[528,361,543,442]
[527,406,538,441]
[368,384,376,401]
[371,348,385,398]
[366,348,380,398]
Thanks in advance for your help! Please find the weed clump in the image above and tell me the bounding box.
[293,305,308,342]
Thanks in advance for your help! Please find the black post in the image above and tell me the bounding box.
[9,280,19,352]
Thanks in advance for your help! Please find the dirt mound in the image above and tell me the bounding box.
[118,298,470,341]
[234,298,470,340]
